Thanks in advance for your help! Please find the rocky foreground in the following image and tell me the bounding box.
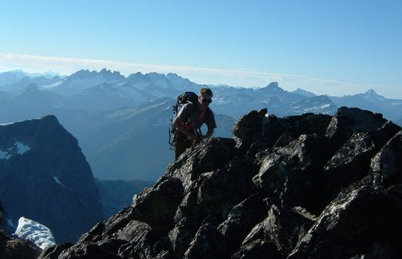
[35,107,402,258]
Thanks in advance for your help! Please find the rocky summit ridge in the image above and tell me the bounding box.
[41,107,402,258]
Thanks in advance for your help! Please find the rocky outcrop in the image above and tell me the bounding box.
[45,107,402,258]
[1,228,41,259]
[0,115,103,242]
[1,232,41,259]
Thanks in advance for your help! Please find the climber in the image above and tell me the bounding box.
[172,88,216,160]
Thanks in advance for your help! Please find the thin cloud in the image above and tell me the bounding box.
[0,52,399,98]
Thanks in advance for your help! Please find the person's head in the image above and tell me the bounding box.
[198,88,213,110]
[199,88,213,108]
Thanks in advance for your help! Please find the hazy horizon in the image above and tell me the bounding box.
[1,1,401,98]
[0,66,395,99]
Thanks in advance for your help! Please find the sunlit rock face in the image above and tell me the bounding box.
[0,115,103,243]
[43,107,402,259]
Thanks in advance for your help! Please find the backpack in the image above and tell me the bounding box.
[168,91,199,149]
[173,91,198,117]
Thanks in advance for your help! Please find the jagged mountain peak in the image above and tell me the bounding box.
[127,71,181,82]
[69,69,95,78]
[126,71,150,82]
[69,68,124,81]
[166,72,180,78]
[99,68,125,79]
[0,70,29,85]
[256,82,287,95]
[0,115,103,243]
[267,81,279,87]
[360,89,385,100]
[292,88,316,97]
[263,81,280,89]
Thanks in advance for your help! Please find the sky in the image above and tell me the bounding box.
[0,0,401,98]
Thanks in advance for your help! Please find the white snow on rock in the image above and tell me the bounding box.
[0,149,12,159]
[0,141,31,160]
[14,217,56,249]
[53,176,66,188]
[41,81,62,90]
[16,141,31,154]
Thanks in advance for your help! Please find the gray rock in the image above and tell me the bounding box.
[48,107,402,258]
[58,241,121,259]
[38,243,73,259]
[3,238,40,259]
[289,183,402,258]
[370,131,402,186]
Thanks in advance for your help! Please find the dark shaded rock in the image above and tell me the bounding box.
[263,204,315,255]
[38,243,73,259]
[289,184,402,258]
[238,203,314,257]
[1,229,47,259]
[233,239,283,259]
[132,177,183,233]
[3,238,41,259]
[372,120,401,150]
[0,230,10,256]
[250,112,332,156]
[0,115,103,242]
[0,202,11,233]
[326,106,387,146]
[168,137,236,191]
[232,109,267,143]
[48,107,402,258]
[184,223,230,259]
[350,241,402,259]
[98,239,130,256]
[323,132,376,200]
[58,242,121,259]
[370,131,402,187]
[218,194,266,247]
[253,134,333,213]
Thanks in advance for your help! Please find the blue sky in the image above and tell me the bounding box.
[1,0,401,98]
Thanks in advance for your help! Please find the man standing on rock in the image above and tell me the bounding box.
[173,88,216,159]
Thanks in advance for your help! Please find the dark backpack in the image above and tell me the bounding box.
[173,91,198,116]
[169,91,199,148]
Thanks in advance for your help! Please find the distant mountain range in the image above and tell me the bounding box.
[1,69,401,181]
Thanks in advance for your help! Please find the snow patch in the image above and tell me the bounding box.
[0,122,16,126]
[14,217,56,250]
[53,176,66,188]
[303,103,331,112]
[41,81,62,90]
[0,141,31,160]
[16,142,31,154]
[0,150,12,159]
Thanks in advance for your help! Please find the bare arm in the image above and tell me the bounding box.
[205,127,214,138]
